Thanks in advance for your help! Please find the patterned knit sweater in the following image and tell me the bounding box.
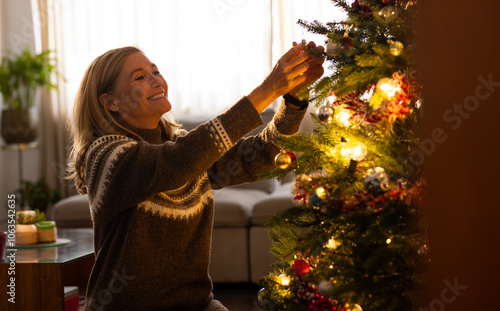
[83,97,307,311]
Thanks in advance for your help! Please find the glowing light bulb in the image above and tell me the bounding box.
[342,142,367,162]
[376,78,398,98]
[336,109,352,127]
[315,187,327,199]
[278,273,291,286]
[325,238,338,249]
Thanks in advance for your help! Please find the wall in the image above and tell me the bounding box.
[0,0,41,227]
[419,0,500,309]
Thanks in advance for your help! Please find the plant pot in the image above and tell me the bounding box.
[1,107,39,144]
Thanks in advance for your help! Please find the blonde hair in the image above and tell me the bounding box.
[67,46,178,194]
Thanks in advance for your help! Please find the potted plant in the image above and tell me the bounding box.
[0,46,58,144]
[18,177,61,214]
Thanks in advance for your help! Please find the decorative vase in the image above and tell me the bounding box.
[1,107,39,144]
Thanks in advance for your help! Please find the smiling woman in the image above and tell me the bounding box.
[66,41,324,310]
[98,53,172,129]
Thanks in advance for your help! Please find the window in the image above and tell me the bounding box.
[58,0,342,116]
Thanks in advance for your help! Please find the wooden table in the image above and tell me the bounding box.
[0,228,94,311]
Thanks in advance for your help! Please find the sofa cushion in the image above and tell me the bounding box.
[228,178,278,194]
[212,187,268,227]
[52,194,92,228]
[251,182,296,226]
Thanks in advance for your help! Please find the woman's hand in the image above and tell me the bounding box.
[288,41,325,99]
[248,43,316,113]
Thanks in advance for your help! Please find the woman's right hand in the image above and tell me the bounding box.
[248,44,312,113]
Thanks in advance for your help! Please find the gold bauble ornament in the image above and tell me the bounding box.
[389,40,404,56]
[274,151,293,169]
[379,6,397,21]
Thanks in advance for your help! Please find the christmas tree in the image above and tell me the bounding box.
[257,1,427,310]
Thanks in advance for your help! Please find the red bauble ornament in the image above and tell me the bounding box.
[286,151,297,163]
[293,259,311,277]
[340,37,354,50]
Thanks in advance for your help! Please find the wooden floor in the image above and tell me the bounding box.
[213,283,262,311]
[78,283,262,311]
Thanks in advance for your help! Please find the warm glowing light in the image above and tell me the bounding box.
[342,142,368,161]
[415,98,422,109]
[336,109,352,127]
[376,78,398,98]
[278,273,291,286]
[347,304,363,311]
[315,187,327,199]
[386,238,392,244]
[325,238,338,249]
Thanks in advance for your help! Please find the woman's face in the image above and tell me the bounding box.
[103,52,171,129]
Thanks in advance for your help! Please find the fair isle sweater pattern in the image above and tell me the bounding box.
[86,135,138,213]
[138,173,212,220]
[86,118,231,221]
[83,97,308,310]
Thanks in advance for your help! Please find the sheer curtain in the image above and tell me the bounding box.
[37,0,72,196]
[37,0,343,194]
[57,0,342,117]
[59,0,272,117]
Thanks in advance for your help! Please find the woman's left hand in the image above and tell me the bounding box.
[288,41,325,98]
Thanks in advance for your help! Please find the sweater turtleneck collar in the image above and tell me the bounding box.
[128,123,165,145]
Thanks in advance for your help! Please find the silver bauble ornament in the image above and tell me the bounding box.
[317,279,336,297]
[316,104,334,123]
[364,166,390,195]
[326,41,342,57]
[256,288,268,309]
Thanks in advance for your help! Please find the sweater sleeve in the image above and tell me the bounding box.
[84,97,263,216]
[208,98,308,189]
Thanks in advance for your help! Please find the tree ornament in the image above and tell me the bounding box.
[397,178,407,190]
[292,259,311,277]
[316,103,335,123]
[389,40,404,56]
[347,303,363,311]
[274,151,295,169]
[317,279,336,297]
[335,106,364,128]
[310,186,328,207]
[379,6,397,21]
[340,36,354,50]
[364,166,390,195]
[309,193,324,207]
[256,288,268,310]
[326,41,342,57]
